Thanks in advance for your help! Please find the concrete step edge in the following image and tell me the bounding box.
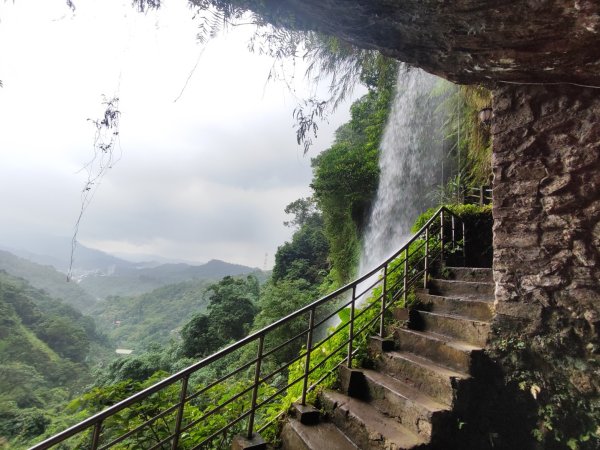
[387,350,470,380]
[375,350,469,405]
[429,278,495,287]
[415,292,494,305]
[415,311,491,347]
[361,367,449,413]
[359,368,453,439]
[443,267,493,282]
[398,328,483,352]
[321,390,428,450]
[281,417,360,450]
[413,293,495,322]
[393,328,481,372]
[417,310,491,326]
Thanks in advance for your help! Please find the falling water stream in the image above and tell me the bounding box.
[356,66,455,305]
[323,65,454,331]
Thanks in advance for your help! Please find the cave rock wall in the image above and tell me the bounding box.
[491,84,600,446]
[493,84,600,327]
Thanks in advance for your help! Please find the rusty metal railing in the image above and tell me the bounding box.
[30,206,464,450]
[465,185,492,205]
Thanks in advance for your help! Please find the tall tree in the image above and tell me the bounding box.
[180,276,259,358]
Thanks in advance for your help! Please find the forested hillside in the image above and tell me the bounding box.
[0,267,267,448]
[93,279,216,350]
[0,271,111,447]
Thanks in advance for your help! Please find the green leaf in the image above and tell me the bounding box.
[338,308,350,323]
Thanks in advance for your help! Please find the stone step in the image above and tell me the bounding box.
[443,267,493,283]
[358,368,449,440]
[414,311,490,347]
[428,279,494,300]
[393,328,482,372]
[373,350,469,406]
[321,390,427,450]
[281,417,359,450]
[415,292,494,322]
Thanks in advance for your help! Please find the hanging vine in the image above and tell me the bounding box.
[68,96,121,281]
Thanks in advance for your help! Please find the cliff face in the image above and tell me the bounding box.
[228,0,600,86]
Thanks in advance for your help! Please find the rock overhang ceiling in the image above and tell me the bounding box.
[247,0,600,86]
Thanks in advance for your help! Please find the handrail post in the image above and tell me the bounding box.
[424,227,429,289]
[301,308,315,405]
[170,375,189,450]
[91,421,102,450]
[479,185,484,205]
[451,215,456,250]
[247,335,265,440]
[403,248,408,305]
[440,209,445,264]
[347,286,356,369]
[462,221,466,263]
[380,265,387,337]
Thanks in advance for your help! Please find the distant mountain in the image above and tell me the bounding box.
[0,234,265,300]
[0,250,97,312]
[78,259,263,299]
[1,236,136,274]
[116,259,260,281]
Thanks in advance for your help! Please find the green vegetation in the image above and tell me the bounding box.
[181,275,259,358]
[0,259,268,448]
[89,265,266,350]
[311,58,397,285]
[272,199,329,285]
[491,328,600,450]
[433,84,492,203]
[92,279,213,350]
[454,86,493,186]
[0,271,108,363]
[0,271,111,449]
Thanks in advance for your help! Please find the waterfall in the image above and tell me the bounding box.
[358,66,454,278]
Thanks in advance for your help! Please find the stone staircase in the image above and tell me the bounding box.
[281,266,494,450]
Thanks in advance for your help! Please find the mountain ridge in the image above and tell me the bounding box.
[0,240,264,302]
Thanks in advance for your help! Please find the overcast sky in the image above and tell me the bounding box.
[0,0,362,268]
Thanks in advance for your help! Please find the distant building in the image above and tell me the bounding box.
[115,349,133,355]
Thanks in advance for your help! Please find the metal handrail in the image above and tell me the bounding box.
[30,206,465,450]
[465,185,493,205]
